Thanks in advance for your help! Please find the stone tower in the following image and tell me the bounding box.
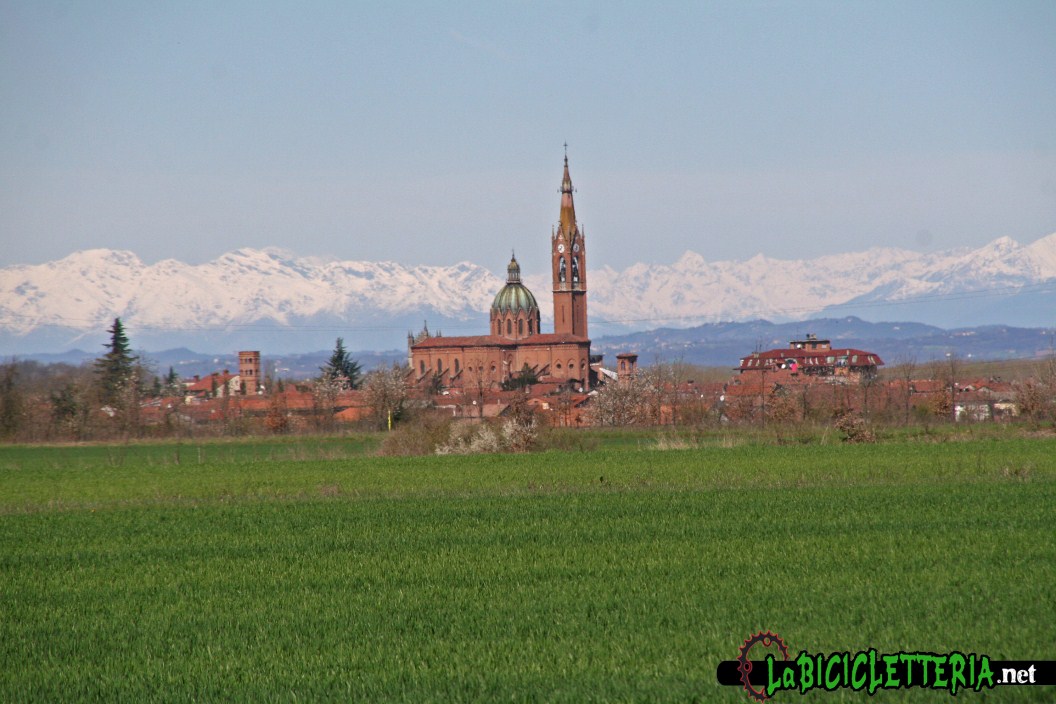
[238,350,261,394]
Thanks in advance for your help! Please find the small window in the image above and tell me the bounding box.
[506,320,512,335]
[420,361,425,375]
[437,359,442,373]
[518,319,524,335]
[556,362,562,370]
[454,359,460,373]
[528,320,533,335]
[852,355,858,363]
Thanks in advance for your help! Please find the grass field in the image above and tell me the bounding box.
[1,434,1054,701]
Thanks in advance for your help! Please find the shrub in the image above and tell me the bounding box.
[378,413,454,456]
[834,412,876,444]
[435,415,538,456]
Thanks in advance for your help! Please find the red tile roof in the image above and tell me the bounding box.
[184,372,238,393]
[412,333,589,349]
[738,347,883,371]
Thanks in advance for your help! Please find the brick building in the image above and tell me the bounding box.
[736,334,884,382]
[409,154,593,391]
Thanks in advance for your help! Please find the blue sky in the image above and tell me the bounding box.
[1,1,1054,277]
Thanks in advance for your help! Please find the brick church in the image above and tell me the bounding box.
[409,154,595,390]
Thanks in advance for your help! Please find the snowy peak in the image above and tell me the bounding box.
[1024,231,1056,277]
[1,233,1054,353]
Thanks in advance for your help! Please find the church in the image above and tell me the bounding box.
[409,154,595,390]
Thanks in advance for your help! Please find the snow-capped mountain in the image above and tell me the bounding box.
[578,233,1056,329]
[1,234,1054,354]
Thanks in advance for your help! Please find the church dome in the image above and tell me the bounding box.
[491,255,539,315]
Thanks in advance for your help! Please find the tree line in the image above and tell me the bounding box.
[0,320,409,442]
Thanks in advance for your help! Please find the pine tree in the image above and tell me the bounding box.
[320,337,362,389]
[94,318,139,407]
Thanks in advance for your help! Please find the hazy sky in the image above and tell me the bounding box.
[2,1,1054,279]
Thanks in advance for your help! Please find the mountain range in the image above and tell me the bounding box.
[1,233,1054,356]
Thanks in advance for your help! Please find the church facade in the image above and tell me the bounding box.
[409,155,593,390]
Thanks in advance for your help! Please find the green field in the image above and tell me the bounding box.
[2,435,1054,701]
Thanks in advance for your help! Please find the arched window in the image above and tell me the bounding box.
[620,360,626,371]
[528,320,534,335]
[454,359,460,374]
[506,320,512,335]
[419,361,425,375]
[518,319,523,336]
[436,359,442,373]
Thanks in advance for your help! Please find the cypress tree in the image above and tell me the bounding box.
[94,318,138,407]
[320,337,362,389]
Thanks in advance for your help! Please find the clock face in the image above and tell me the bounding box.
[572,243,580,253]
[557,243,565,253]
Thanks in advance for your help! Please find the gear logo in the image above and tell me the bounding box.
[737,631,790,701]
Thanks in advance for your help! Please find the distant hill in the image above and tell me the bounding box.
[591,317,1056,368]
[11,318,1053,380]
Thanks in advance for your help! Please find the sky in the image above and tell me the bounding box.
[1,0,1054,280]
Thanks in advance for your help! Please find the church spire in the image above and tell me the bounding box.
[559,150,577,238]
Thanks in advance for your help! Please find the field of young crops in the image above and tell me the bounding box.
[1,435,1054,702]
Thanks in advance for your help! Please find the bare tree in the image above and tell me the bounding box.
[891,353,918,425]
[589,375,649,426]
[311,375,343,432]
[364,364,409,430]
[941,352,961,423]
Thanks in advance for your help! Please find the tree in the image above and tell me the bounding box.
[589,376,649,426]
[892,353,918,425]
[502,363,538,391]
[364,364,409,429]
[0,363,24,440]
[94,318,139,408]
[163,367,182,397]
[320,337,362,390]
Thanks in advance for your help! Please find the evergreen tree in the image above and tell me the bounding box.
[94,318,139,407]
[320,337,362,389]
[0,363,23,440]
[163,367,182,397]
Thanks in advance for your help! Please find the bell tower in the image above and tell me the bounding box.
[551,150,588,338]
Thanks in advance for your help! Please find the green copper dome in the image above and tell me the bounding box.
[491,255,539,315]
